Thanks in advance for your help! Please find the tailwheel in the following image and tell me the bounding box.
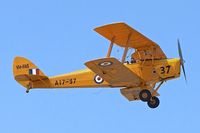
[26,82,32,93]
[139,89,151,102]
[147,96,160,109]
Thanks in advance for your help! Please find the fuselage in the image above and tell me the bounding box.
[32,58,181,90]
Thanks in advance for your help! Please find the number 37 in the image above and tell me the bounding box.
[160,65,171,74]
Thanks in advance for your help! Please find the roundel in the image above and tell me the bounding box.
[94,75,104,84]
[99,61,112,67]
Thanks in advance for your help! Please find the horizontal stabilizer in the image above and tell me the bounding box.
[13,56,50,89]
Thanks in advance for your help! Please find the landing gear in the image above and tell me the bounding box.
[147,96,160,108]
[139,89,151,102]
[139,88,161,109]
[26,82,32,93]
[140,81,164,108]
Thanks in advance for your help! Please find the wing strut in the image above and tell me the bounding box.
[106,36,115,57]
[121,33,132,63]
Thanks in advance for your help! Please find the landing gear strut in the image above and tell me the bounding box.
[139,81,164,109]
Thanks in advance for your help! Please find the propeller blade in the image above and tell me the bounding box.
[181,62,187,82]
[178,39,183,63]
[177,39,187,82]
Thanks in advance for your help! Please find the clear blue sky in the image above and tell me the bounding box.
[0,0,198,133]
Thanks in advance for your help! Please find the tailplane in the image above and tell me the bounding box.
[13,56,50,92]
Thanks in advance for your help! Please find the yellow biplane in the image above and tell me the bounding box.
[13,22,186,108]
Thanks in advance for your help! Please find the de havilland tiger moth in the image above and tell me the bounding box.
[13,22,186,108]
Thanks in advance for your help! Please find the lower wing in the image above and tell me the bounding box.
[85,57,141,87]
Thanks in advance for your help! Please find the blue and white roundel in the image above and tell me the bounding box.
[94,75,104,84]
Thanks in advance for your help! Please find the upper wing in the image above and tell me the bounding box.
[94,22,166,60]
[85,57,141,87]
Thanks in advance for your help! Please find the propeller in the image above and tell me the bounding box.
[177,39,187,82]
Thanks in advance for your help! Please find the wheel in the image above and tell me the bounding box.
[139,89,151,102]
[147,96,160,108]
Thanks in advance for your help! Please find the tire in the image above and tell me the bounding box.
[139,89,151,102]
[147,96,160,109]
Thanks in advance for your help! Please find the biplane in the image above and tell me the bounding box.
[13,22,186,108]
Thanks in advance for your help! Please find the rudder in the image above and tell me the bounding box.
[13,56,50,92]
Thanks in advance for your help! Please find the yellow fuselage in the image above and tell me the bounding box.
[32,58,180,90]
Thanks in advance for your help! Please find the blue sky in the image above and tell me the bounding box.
[0,0,199,132]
